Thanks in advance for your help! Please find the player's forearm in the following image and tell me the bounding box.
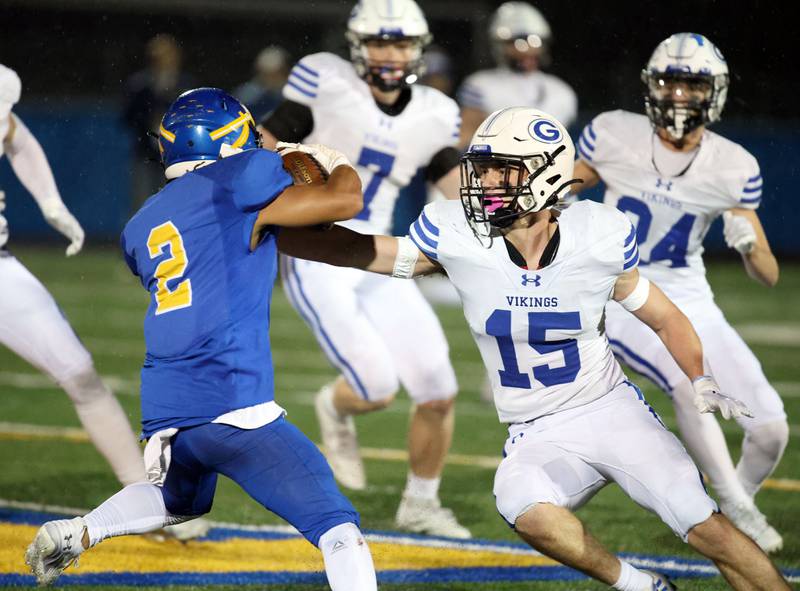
[278,225,379,270]
[321,165,364,221]
[742,247,779,287]
[652,311,705,381]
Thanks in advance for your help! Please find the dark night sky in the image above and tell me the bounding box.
[0,0,797,121]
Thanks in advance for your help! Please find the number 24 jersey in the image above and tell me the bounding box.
[409,199,637,423]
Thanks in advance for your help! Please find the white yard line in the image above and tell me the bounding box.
[1,420,797,492]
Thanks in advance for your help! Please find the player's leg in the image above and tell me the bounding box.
[359,275,467,537]
[0,256,145,485]
[695,311,789,496]
[25,429,216,585]
[205,419,377,591]
[605,301,780,549]
[281,256,402,490]
[494,427,662,589]
[594,382,789,589]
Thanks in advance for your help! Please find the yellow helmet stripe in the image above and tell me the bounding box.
[159,125,176,143]
[209,111,254,141]
[231,122,251,148]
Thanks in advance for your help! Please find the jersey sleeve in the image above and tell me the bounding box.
[735,155,763,210]
[119,229,140,278]
[229,150,293,212]
[408,202,441,262]
[282,53,337,107]
[620,218,640,273]
[456,73,487,112]
[576,111,619,167]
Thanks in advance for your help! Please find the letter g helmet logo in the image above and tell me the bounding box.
[528,118,562,144]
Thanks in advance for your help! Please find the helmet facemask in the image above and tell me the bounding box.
[346,31,431,91]
[642,70,727,140]
[460,145,576,238]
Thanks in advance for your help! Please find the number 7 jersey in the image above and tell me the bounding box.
[409,199,636,423]
[578,110,762,306]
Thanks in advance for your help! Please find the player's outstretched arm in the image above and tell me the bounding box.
[722,208,779,287]
[253,164,363,233]
[278,226,439,278]
[3,114,85,256]
[613,269,751,419]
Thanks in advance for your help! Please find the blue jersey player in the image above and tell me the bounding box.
[25,88,378,591]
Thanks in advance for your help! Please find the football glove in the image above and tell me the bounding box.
[722,211,756,254]
[41,201,85,257]
[692,375,753,420]
[275,141,351,175]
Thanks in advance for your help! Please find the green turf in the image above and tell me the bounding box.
[0,245,797,590]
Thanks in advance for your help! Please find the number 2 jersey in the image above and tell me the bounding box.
[120,149,292,437]
[578,110,762,306]
[283,52,461,235]
[409,199,637,423]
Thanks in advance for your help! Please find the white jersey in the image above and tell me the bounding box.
[283,52,460,235]
[0,112,10,248]
[458,67,578,128]
[578,110,762,306]
[409,199,636,423]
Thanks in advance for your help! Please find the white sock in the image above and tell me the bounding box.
[83,482,183,547]
[63,371,146,486]
[403,471,440,501]
[321,383,345,419]
[737,420,789,497]
[671,381,751,506]
[318,522,377,591]
[613,559,654,591]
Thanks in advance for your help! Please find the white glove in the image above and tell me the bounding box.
[41,201,85,256]
[692,375,753,420]
[275,141,351,175]
[722,211,756,254]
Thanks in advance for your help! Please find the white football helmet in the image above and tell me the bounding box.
[642,33,729,140]
[460,107,577,238]
[0,64,22,121]
[346,0,432,91]
[489,2,552,71]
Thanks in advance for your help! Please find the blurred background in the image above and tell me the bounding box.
[0,0,797,252]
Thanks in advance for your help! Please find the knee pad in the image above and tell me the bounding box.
[357,371,400,403]
[745,420,789,460]
[60,367,111,406]
[494,465,560,528]
[406,360,458,405]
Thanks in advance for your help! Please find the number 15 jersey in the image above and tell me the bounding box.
[409,199,637,423]
[578,110,762,306]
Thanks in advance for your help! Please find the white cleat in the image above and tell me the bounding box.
[315,384,366,491]
[721,501,783,553]
[395,496,471,539]
[25,517,86,586]
[642,570,676,590]
[160,517,211,542]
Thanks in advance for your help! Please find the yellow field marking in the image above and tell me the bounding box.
[0,523,556,575]
[1,421,798,493]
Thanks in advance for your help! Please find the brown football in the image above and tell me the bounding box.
[281,150,329,186]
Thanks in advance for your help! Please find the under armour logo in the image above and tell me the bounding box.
[521,274,541,287]
[656,178,673,191]
[63,533,73,552]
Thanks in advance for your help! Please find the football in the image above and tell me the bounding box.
[281,150,329,186]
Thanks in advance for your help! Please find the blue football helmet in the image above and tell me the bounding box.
[158,87,259,170]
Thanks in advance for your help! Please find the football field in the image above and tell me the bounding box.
[0,245,798,590]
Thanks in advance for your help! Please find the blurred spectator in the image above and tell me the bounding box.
[457,1,577,147]
[233,46,290,121]
[420,45,454,97]
[122,34,195,211]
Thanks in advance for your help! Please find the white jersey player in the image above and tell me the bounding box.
[573,33,787,553]
[258,0,469,538]
[457,2,577,148]
[0,64,208,542]
[277,106,791,591]
[0,63,145,488]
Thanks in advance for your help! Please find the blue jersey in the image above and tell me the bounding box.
[121,149,292,437]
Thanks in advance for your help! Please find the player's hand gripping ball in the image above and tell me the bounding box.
[280,150,329,186]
